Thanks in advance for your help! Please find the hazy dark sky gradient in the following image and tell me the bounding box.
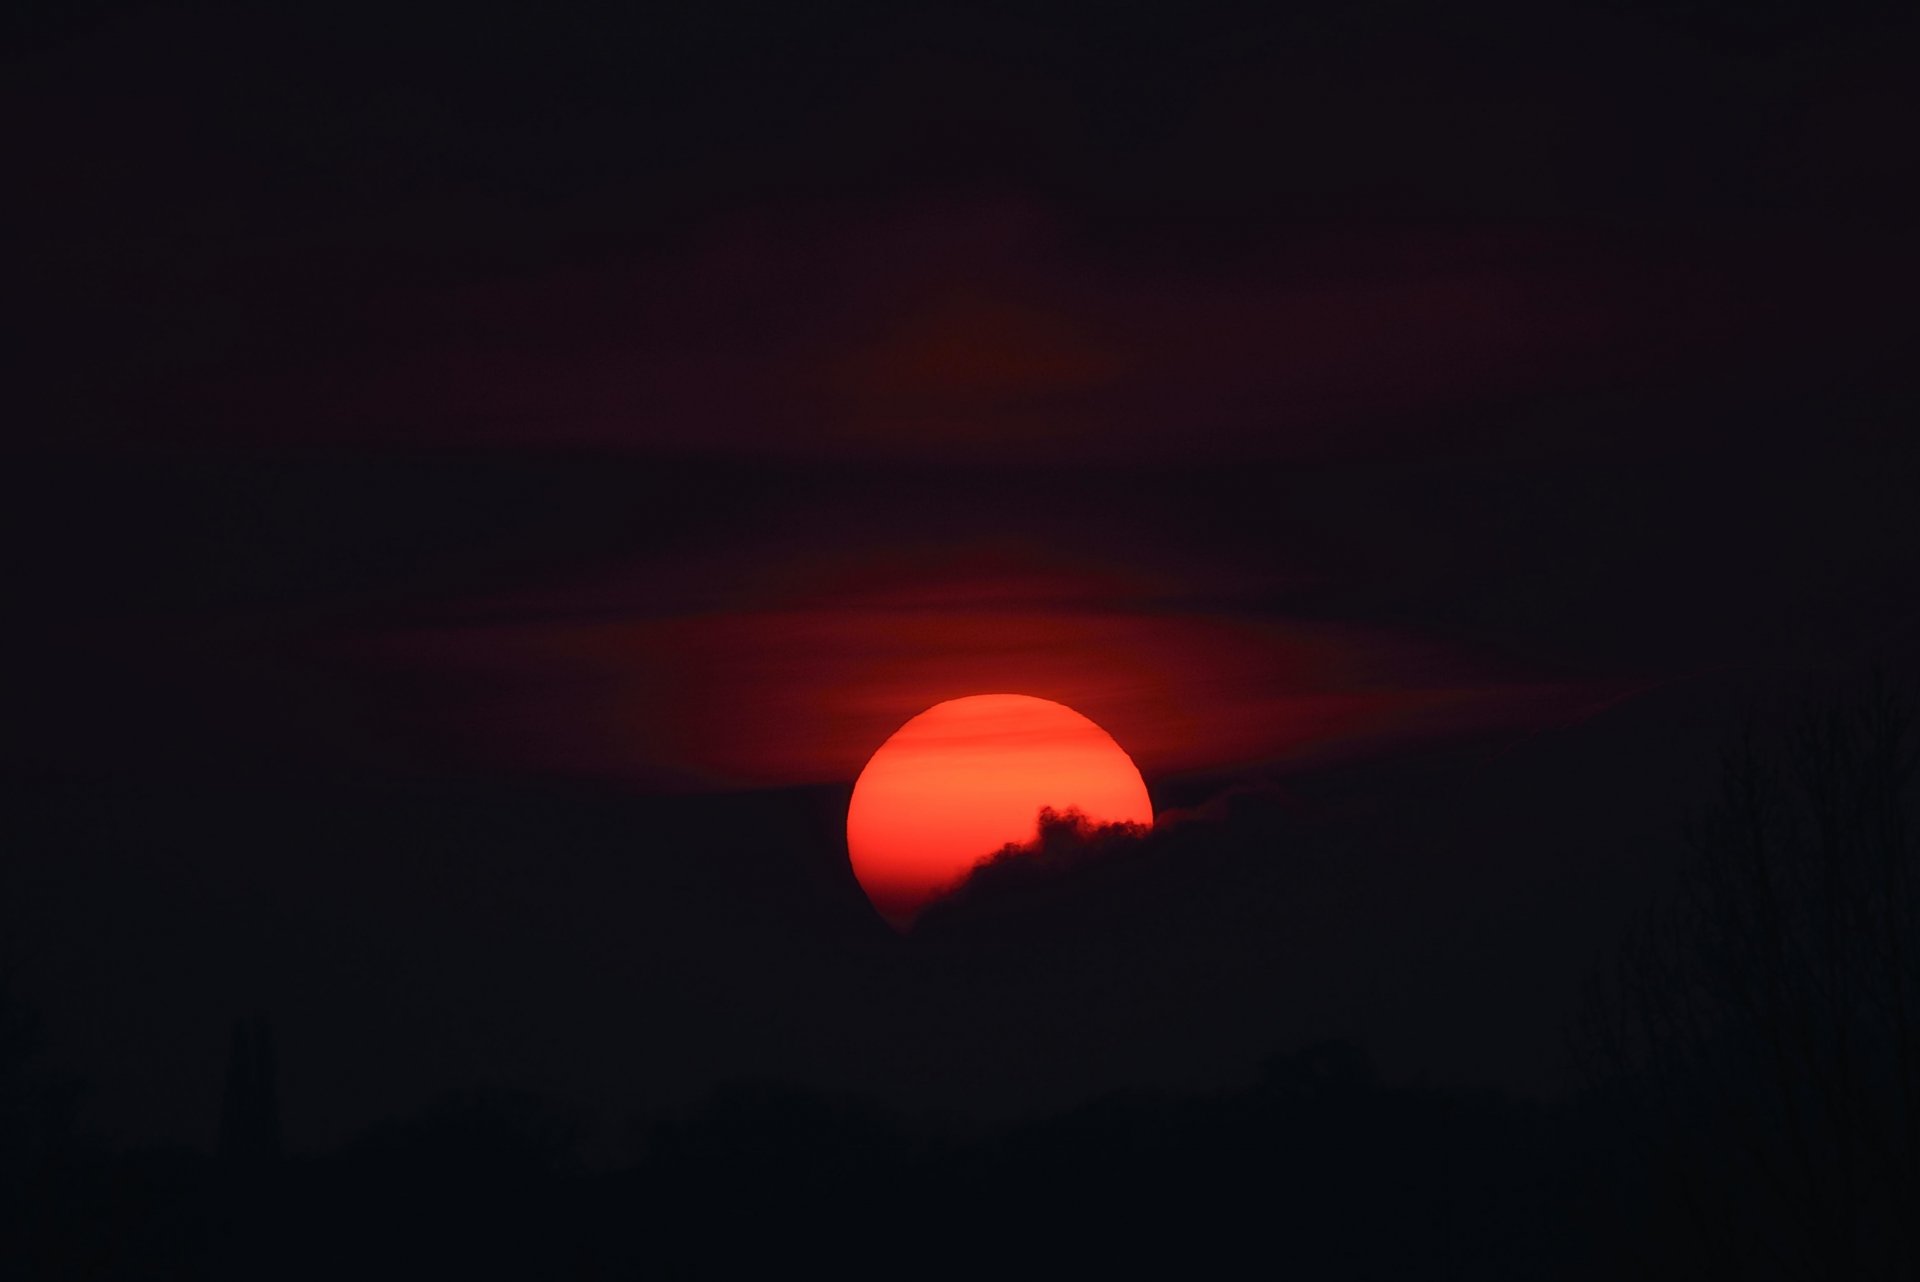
[4,0,1918,1148]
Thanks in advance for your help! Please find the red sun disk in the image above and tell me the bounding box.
[846,694,1153,927]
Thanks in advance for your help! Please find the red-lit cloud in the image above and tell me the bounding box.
[343,545,1613,791]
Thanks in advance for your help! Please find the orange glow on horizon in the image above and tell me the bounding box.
[846,694,1153,928]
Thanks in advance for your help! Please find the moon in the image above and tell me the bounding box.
[846,694,1153,928]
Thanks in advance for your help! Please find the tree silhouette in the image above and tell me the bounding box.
[1579,678,1920,1279]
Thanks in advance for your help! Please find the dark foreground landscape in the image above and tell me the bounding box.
[7,679,1920,1279]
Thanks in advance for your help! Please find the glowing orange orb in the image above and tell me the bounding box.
[846,694,1153,928]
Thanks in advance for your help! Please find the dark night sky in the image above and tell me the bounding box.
[4,0,1918,1152]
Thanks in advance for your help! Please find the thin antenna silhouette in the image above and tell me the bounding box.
[217,1014,281,1169]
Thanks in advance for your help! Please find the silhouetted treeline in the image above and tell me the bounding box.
[0,1007,1869,1279]
[1579,677,1920,1279]
[0,1038,1671,1280]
